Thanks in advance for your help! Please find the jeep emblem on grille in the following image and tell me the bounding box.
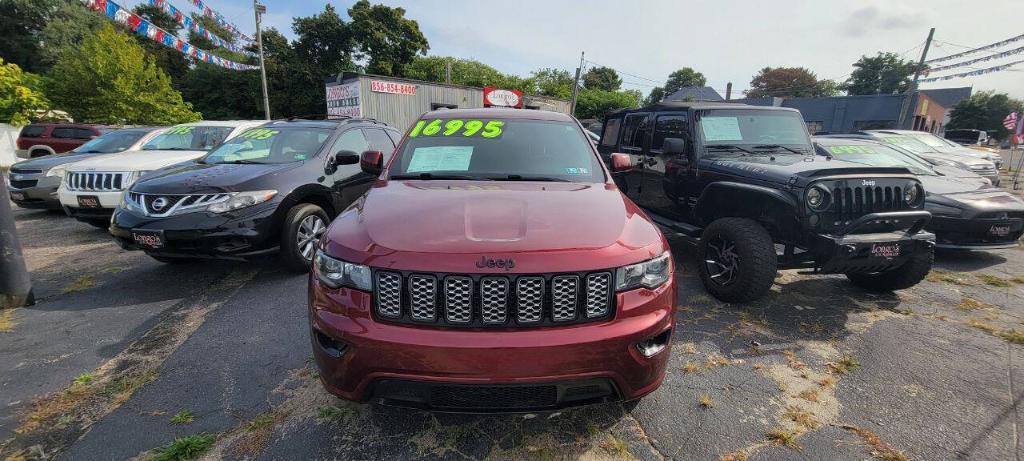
[861,180,876,186]
[476,256,515,270]
[151,197,169,211]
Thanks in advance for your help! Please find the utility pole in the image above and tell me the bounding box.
[254,0,271,120]
[569,51,584,116]
[725,82,733,101]
[0,178,33,309]
[897,28,935,129]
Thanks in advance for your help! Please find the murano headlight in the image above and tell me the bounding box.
[207,190,277,213]
[806,185,830,211]
[615,252,671,291]
[314,250,371,291]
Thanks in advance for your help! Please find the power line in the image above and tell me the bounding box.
[581,58,663,86]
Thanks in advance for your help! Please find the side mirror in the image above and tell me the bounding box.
[609,153,633,172]
[333,150,360,166]
[662,137,689,156]
[360,150,383,175]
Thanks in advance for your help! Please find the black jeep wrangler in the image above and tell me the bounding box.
[598,102,935,302]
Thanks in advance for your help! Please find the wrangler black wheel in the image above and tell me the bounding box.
[697,218,777,303]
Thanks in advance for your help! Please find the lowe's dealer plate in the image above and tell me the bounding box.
[77,195,101,208]
[870,242,902,258]
[131,230,165,249]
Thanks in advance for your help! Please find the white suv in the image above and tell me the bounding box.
[58,120,264,227]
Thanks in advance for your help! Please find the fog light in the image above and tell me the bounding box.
[635,330,671,358]
[313,329,348,358]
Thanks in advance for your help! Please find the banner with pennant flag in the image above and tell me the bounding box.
[149,0,254,56]
[1004,112,1018,131]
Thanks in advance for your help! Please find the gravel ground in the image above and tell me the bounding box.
[0,203,1021,461]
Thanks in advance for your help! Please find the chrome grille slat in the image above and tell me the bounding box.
[515,277,544,323]
[444,276,473,323]
[585,273,612,318]
[480,277,508,324]
[408,274,438,321]
[66,172,128,192]
[551,275,579,322]
[375,272,402,318]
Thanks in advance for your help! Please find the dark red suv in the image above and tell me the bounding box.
[16,123,111,159]
[309,108,677,412]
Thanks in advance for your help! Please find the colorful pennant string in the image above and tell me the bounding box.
[149,0,253,56]
[926,33,1024,64]
[918,59,1024,83]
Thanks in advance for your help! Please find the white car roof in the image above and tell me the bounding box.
[172,120,265,128]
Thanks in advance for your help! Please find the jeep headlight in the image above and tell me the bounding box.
[46,165,67,177]
[207,190,277,214]
[806,185,830,211]
[615,252,671,291]
[314,250,372,291]
[904,184,921,205]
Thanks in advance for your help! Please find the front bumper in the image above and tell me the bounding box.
[810,211,935,273]
[308,276,676,412]
[7,173,61,209]
[929,215,1023,249]
[109,203,281,259]
[58,188,123,220]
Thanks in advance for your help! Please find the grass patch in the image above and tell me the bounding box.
[170,410,194,425]
[925,270,972,286]
[842,425,908,461]
[817,376,835,388]
[598,434,629,457]
[151,433,216,461]
[106,266,128,274]
[0,309,16,332]
[797,389,820,402]
[101,369,158,404]
[704,353,733,369]
[967,319,1024,344]
[682,361,702,374]
[245,413,275,432]
[782,405,819,430]
[783,350,805,370]
[976,274,1012,287]
[957,297,988,310]
[719,450,748,461]
[1009,276,1024,285]
[996,329,1024,344]
[316,405,355,422]
[73,373,95,386]
[766,428,800,449]
[63,275,97,293]
[699,393,715,408]
[828,354,859,374]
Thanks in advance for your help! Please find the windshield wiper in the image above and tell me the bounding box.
[493,174,570,182]
[215,159,265,164]
[390,172,491,180]
[752,144,807,155]
[706,144,756,155]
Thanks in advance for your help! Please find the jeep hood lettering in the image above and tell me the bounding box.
[704,156,913,185]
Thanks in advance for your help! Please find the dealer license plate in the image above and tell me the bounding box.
[10,191,25,201]
[988,224,1011,237]
[870,242,901,258]
[131,230,165,249]
[77,195,101,208]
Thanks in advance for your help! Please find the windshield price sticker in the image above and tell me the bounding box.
[828,145,876,154]
[407,146,474,172]
[165,126,194,135]
[701,117,743,141]
[238,128,279,140]
[408,119,505,139]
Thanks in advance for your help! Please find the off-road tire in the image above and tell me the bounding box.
[697,218,777,303]
[845,246,934,292]
[280,203,329,273]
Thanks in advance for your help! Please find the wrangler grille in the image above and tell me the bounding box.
[66,172,127,191]
[831,185,906,222]
[373,270,615,327]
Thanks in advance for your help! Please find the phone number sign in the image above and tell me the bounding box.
[371,80,417,95]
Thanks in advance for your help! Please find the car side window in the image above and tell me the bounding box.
[328,129,370,156]
[651,114,688,153]
[72,128,96,139]
[600,118,621,147]
[51,127,76,138]
[384,128,403,146]
[363,128,396,163]
[620,114,651,152]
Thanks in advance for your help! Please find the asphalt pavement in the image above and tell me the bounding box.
[1,205,1022,461]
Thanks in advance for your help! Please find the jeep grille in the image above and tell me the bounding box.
[66,172,127,192]
[831,185,907,222]
[373,270,614,327]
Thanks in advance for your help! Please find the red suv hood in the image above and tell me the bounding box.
[322,180,667,273]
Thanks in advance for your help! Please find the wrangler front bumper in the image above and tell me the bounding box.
[810,211,935,273]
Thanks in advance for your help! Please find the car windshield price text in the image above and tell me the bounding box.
[408,119,505,138]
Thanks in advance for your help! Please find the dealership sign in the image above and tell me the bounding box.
[484,87,523,108]
[326,81,361,118]
[371,80,417,95]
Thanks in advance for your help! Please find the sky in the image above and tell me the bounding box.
[125,0,1024,100]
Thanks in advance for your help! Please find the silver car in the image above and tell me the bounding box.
[859,130,1001,186]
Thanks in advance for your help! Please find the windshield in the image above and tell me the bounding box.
[875,135,934,154]
[698,110,811,152]
[142,126,235,151]
[819,142,936,176]
[905,132,960,153]
[945,130,980,143]
[72,130,149,154]
[203,127,331,164]
[389,118,604,182]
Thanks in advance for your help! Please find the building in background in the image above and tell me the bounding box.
[732,87,971,135]
[663,86,724,102]
[325,73,571,132]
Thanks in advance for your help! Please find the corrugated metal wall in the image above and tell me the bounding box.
[354,75,572,132]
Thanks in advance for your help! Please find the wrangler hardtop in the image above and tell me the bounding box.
[598,102,935,302]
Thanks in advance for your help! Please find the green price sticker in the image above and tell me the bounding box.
[828,145,876,154]
[238,128,279,140]
[408,119,505,139]
[165,126,194,135]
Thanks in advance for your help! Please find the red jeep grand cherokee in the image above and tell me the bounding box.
[309,108,676,412]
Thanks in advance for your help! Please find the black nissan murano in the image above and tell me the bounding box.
[110,118,402,271]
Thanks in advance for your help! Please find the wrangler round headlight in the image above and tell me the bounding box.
[806,186,830,210]
[904,184,920,205]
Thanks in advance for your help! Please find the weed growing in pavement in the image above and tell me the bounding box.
[704,353,733,369]
[997,329,1024,344]
[766,429,800,449]
[63,275,97,293]
[599,434,629,457]
[841,425,908,461]
[967,319,1024,344]
[73,373,94,386]
[925,270,972,286]
[316,405,355,422]
[699,393,715,408]
[719,450,749,461]
[797,389,820,402]
[817,376,835,388]
[827,354,859,374]
[170,410,194,425]
[682,361,702,374]
[976,274,1012,287]
[957,297,989,310]
[245,413,275,432]
[102,369,158,404]
[151,433,216,461]
[1010,276,1024,285]
[0,309,16,332]
[782,405,819,430]
[783,350,805,370]
[55,415,76,428]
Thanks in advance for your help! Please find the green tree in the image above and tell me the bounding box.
[47,24,200,124]
[582,66,621,91]
[645,86,665,105]
[292,5,355,77]
[746,67,823,98]
[347,0,428,76]
[947,91,1024,140]
[575,88,641,120]
[0,58,49,125]
[0,0,65,73]
[846,52,921,95]
[36,0,105,71]
[131,4,188,86]
[404,56,527,90]
[664,67,706,95]
[528,68,574,99]
[814,79,843,97]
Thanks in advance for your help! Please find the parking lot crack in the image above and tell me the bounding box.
[623,413,669,461]
[1009,343,1021,461]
